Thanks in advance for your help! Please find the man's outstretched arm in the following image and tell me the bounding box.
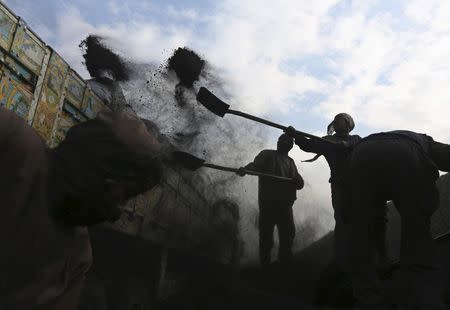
[237,150,269,176]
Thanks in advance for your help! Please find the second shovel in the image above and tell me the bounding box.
[172,151,294,182]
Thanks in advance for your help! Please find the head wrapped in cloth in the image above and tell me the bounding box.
[327,113,355,135]
[302,113,355,163]
[51,110,163,226]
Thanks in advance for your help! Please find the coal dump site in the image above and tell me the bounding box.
[3,1,450,309]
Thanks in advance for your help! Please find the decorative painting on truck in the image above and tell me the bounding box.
[32,51,68,141]
[0,47,5,64]
[52,101,87,146]
[0,68,34,120]
[10,25,47,75]
[65,70,85,109]
[3,55,35,88]
[81,87,108,119]
[0,5,17,51]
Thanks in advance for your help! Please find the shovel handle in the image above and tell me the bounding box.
[203,163,239,173]
[244,169,294,181]
[228,109,333,144]
[203,163,294,181]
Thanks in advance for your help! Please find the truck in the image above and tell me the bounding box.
[0,3,240,309]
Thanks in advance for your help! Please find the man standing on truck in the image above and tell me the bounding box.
[287,114,369,267]
[286,114,387,306]
[347,130,450,309]
[237,133,304,268]
[0,107,163,309]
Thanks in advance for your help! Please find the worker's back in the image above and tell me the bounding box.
[250,149,301,207]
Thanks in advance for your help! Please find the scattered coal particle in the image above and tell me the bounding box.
[167,47,205,88]
[173,131,200,145]
[175,131,199,139]
[174,84,186,107]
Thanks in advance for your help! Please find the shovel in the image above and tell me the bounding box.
[173,151,294,182]
[197,87,333,144]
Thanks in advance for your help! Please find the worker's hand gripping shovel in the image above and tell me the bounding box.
[196,87,333,144]
[172,151,294,182]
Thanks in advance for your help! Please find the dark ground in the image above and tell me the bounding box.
[155,229,450,310]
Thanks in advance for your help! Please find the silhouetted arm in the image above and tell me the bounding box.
[430,139,450,172]
[244,150,270,173]
[290,160,304,190]
[295,135,338,155]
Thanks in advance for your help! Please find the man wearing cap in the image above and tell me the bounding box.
[0,107,162,309]
[237,133,304,268]
[347,130,450,309]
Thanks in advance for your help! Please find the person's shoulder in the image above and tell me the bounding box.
[350,134,362,141]
[260,149,275,154]
[324,134,342,142]
[256,149,276,159]
[0,108,45,152]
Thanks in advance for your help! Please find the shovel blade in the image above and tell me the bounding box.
[196,87,230,117]
[172,151,205,171]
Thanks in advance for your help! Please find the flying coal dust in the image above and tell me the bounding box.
[81,37,333,265]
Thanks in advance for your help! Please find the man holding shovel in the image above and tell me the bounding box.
[287,113,369,270]
[237,133,304,268]
[285,113,386,306]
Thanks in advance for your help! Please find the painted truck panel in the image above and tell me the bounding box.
[32,51,68,141]
[52,101,88,146]
[0,67,34,120]
[65,70,86,109]
[10,24,46,75]
[0,5,17,51]
[3,54,36,86]
[81,87,108,119]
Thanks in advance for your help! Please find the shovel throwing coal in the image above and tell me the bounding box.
[197,87,332,143]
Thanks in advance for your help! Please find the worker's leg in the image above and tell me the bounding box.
[330,184,351,269]
[394,185,445,309]
[373,202,389,271]
[347,141,386,307]
[277,206,295,266]
[348,187,386,307]
[259,208,276,267]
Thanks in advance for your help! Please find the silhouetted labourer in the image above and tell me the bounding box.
[237,133,304,268]
[286,114,369,266]
[346,130,450,309]
[0,107,162,309]
[286,114,386,306]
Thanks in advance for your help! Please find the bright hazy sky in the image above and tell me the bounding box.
[6,0,450,141]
